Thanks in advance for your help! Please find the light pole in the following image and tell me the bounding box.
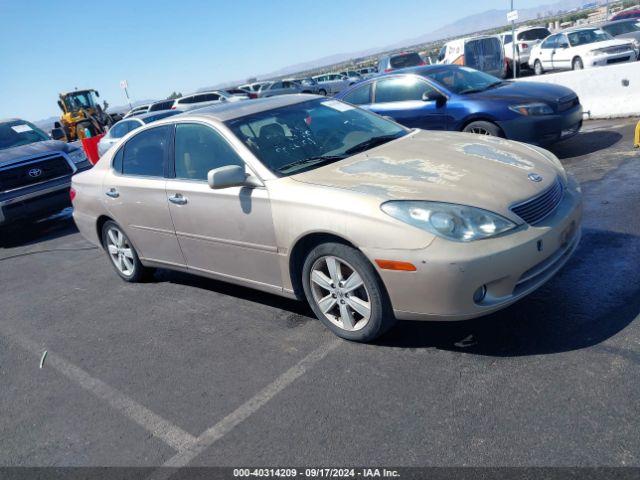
[511,0,516,79]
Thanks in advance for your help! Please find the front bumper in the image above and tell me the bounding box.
[497,105,583,146]
[362,176,582,321]
[587,51,636,67]
[0,160,92,226]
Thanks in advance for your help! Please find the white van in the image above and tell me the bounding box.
[437,35,506,78]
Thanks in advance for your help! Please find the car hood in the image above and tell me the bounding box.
[291,130,562,221]
[579,38,636,50]
[0,140,78,168]
[467,80,576,103]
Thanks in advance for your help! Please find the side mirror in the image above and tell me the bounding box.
[207,165,263,189]
[51,127,66,141]
[422,91,446,105]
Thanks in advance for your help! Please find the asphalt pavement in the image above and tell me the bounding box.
[0,118,638,469]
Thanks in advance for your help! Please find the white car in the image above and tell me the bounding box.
[123,103,151,118]
[500,26,551,73]
[530,27,637,75]
[311,73,352,96]
[172,90,247,112]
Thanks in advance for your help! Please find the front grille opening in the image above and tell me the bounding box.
[511,177,564,225]
[0,155,73,192]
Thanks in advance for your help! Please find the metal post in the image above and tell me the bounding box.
[605,0,609,20]
[511,0,517,79]
[123,87,132,110]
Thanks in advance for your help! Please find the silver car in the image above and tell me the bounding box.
[256,80,306,98]
[311,73,352,95]
[97,110,181,157]
[72,95,582,342]
[172,90,247,111]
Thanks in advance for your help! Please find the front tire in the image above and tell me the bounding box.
[572,57,584,70]
[302,242,396,342]
[101,220,153,282]
[463,120,502,137]
[318,88,327,96]
[534,60,544,75]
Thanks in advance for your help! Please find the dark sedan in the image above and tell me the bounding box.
[335,65,583,146]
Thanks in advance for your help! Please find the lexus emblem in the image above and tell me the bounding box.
[28,168,43,178]
[528,172,543,182]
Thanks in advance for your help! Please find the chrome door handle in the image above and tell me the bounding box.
[105,188,119,198]
[168,193,188,205]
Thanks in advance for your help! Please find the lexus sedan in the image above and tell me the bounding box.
[336,65,583,146]
[72,95,582,342]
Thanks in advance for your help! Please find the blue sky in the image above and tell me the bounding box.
[1,0,544,120]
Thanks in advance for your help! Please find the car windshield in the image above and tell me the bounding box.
[0,120,49,150]
[603,20,640,35]
[225,99,407,176]
[424,67,502,94]
[568,29,614,46]
[390,53,423,69]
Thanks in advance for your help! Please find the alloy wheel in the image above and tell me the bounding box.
[309,255,371,331]
[106,226,135,277]
[469,126,492,135]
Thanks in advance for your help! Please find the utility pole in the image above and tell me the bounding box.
[120,80,132,110]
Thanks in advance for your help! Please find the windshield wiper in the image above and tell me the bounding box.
[277,154,347,174]
[343,134,403,155]
[460,81,504,94]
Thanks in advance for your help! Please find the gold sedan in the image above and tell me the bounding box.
[71,95,582,342]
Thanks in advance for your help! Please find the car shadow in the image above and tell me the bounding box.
[375,228,640,357]
[549,130,623,159]
[0,209,79,249]
[155,227,639,358]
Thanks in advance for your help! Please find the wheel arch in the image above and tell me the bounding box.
[288,232,358,299]
[460,116,505,136]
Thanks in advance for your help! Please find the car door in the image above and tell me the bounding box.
[102,125,185,267]
[552,34,572,70]
[367,75,447,130]
[164,122,281,289]
[538,34,558,69]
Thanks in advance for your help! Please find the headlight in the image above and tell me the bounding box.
[381,201,517,242]
[508,102,553,116]
[67,148,87,164]
[585,50,598,57]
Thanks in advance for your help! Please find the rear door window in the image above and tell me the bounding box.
[121,125,171,177]
[342,84,372,105]
[518,28,551,41]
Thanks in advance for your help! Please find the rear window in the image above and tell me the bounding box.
[518,28,551,41]
[390,52,423,69]
[603,21,640,35]
[149,100,174,111]
[342,84,372,105]
[121,125,170,177]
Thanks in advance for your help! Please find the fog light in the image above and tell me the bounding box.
[473,285,487,304]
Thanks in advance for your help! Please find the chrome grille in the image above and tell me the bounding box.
[511,177,564,225]
[0,154,73,193]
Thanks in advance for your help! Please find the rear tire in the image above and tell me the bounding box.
[572,57,584,70]
[302,242,396,342]
[101,220,154,282]
[463,120,502,137]
[318,88,327,96]
[534,60,544,75]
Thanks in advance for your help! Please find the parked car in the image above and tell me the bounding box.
[98,110,181,156]
[600,19,640,56]
[437,36,505,78]
[256,79,307,98]
[124,104,151,118]
[0,118,92,229]
[529,27,637,74]
[72,95,582,342]
[500,26,551,74]
[357,66,378,78]
[378,52,425,72]
[296,77,321,94]
[611,8,640,21]
[223,88,251,99]
[336,65,583,146]
[311,73,352,95]
[172,90,247,111]
[237,82,272,95]
[148,99,177,113]
[339,70,363,82]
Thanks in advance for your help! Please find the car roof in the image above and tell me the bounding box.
[135,110,180,121]
[0,117,23,124]
[187,94,321,122]
[601,18,639,25]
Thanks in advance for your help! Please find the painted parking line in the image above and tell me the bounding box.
[146,338,341,480]
[1,324,197,453]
